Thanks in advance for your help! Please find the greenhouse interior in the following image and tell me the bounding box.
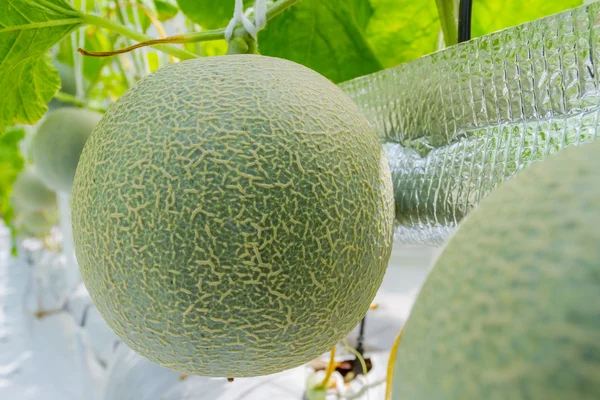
[1,0,599,399]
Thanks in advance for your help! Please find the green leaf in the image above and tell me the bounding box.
[154,0,179,21]
[259,0,383,83]
[0,126,25,248]
[0,0,83,132]
[177,0,253,29]
[363,0,441,68]
[472,0,583,38]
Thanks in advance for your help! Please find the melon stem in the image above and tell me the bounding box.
[319,346,336,389]
[82,14,197,60]
[79,0,303,58]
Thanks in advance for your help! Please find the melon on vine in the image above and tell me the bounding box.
[32,107,102,193]
[72,55,394,377]
[392,140,600,399]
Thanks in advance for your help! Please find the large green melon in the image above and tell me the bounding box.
[392,141,600,399]
[32,107,102,192]
[72,55,394,377]
[10,166,57,212]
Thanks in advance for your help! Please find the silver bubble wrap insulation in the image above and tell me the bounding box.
[340,3,600,245]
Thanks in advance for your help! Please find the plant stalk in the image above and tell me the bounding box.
[385,326,405,400]
[436,0,459,47]
[53,91,84,106]
[74,0,87,101]
[82,13,197,60]
[80,0,303,58]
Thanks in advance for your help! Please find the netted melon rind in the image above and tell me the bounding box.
[72,55,394,377]
[393,141,600,399]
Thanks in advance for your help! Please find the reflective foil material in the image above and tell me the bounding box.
[340,3,600,245]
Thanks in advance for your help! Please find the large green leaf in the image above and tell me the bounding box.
[348,0,375,31]
[259,0,383,83]
[0,0,83,132]
[364,0,441,68]
[177,0,253,29]
[472,0,583,38]
[0,126,25,248]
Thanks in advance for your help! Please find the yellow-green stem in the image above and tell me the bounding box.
[436,0,459,47]
[82,13,197,60]
[385,326,405,400]
[82,0,304,57]
[318,347,337,390]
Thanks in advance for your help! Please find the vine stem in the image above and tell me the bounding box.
[53,91,83,106]
[53,91,106,113]
[436,0,459,47]
[385,326,405,400]
[80,0,303,58]
[73,0,86,102]
[82,13,197,60]
[178,0,303,42]
[318,347,336,389]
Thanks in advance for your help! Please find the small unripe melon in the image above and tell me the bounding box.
[48,61,76,111]
[14,209,59,236]
[55,61,77,96]
[32,107,102,192]
[10,167,57,212]
[48,61,90,111]
[392,141,600,399]
[72,55,394,377]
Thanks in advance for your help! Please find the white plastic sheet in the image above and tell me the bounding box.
[0,224,434,399]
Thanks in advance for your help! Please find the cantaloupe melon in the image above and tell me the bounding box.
[392,140,600,399]
[32,107,102,192]
[72,55,394,377]
[10,166,57,212]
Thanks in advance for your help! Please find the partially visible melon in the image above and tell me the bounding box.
[392,141,600,399]
[10,167,57,212]
[48,61,87,111]
[55,61,77,96]
[14,209,59,236]
[32,108,102,192]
